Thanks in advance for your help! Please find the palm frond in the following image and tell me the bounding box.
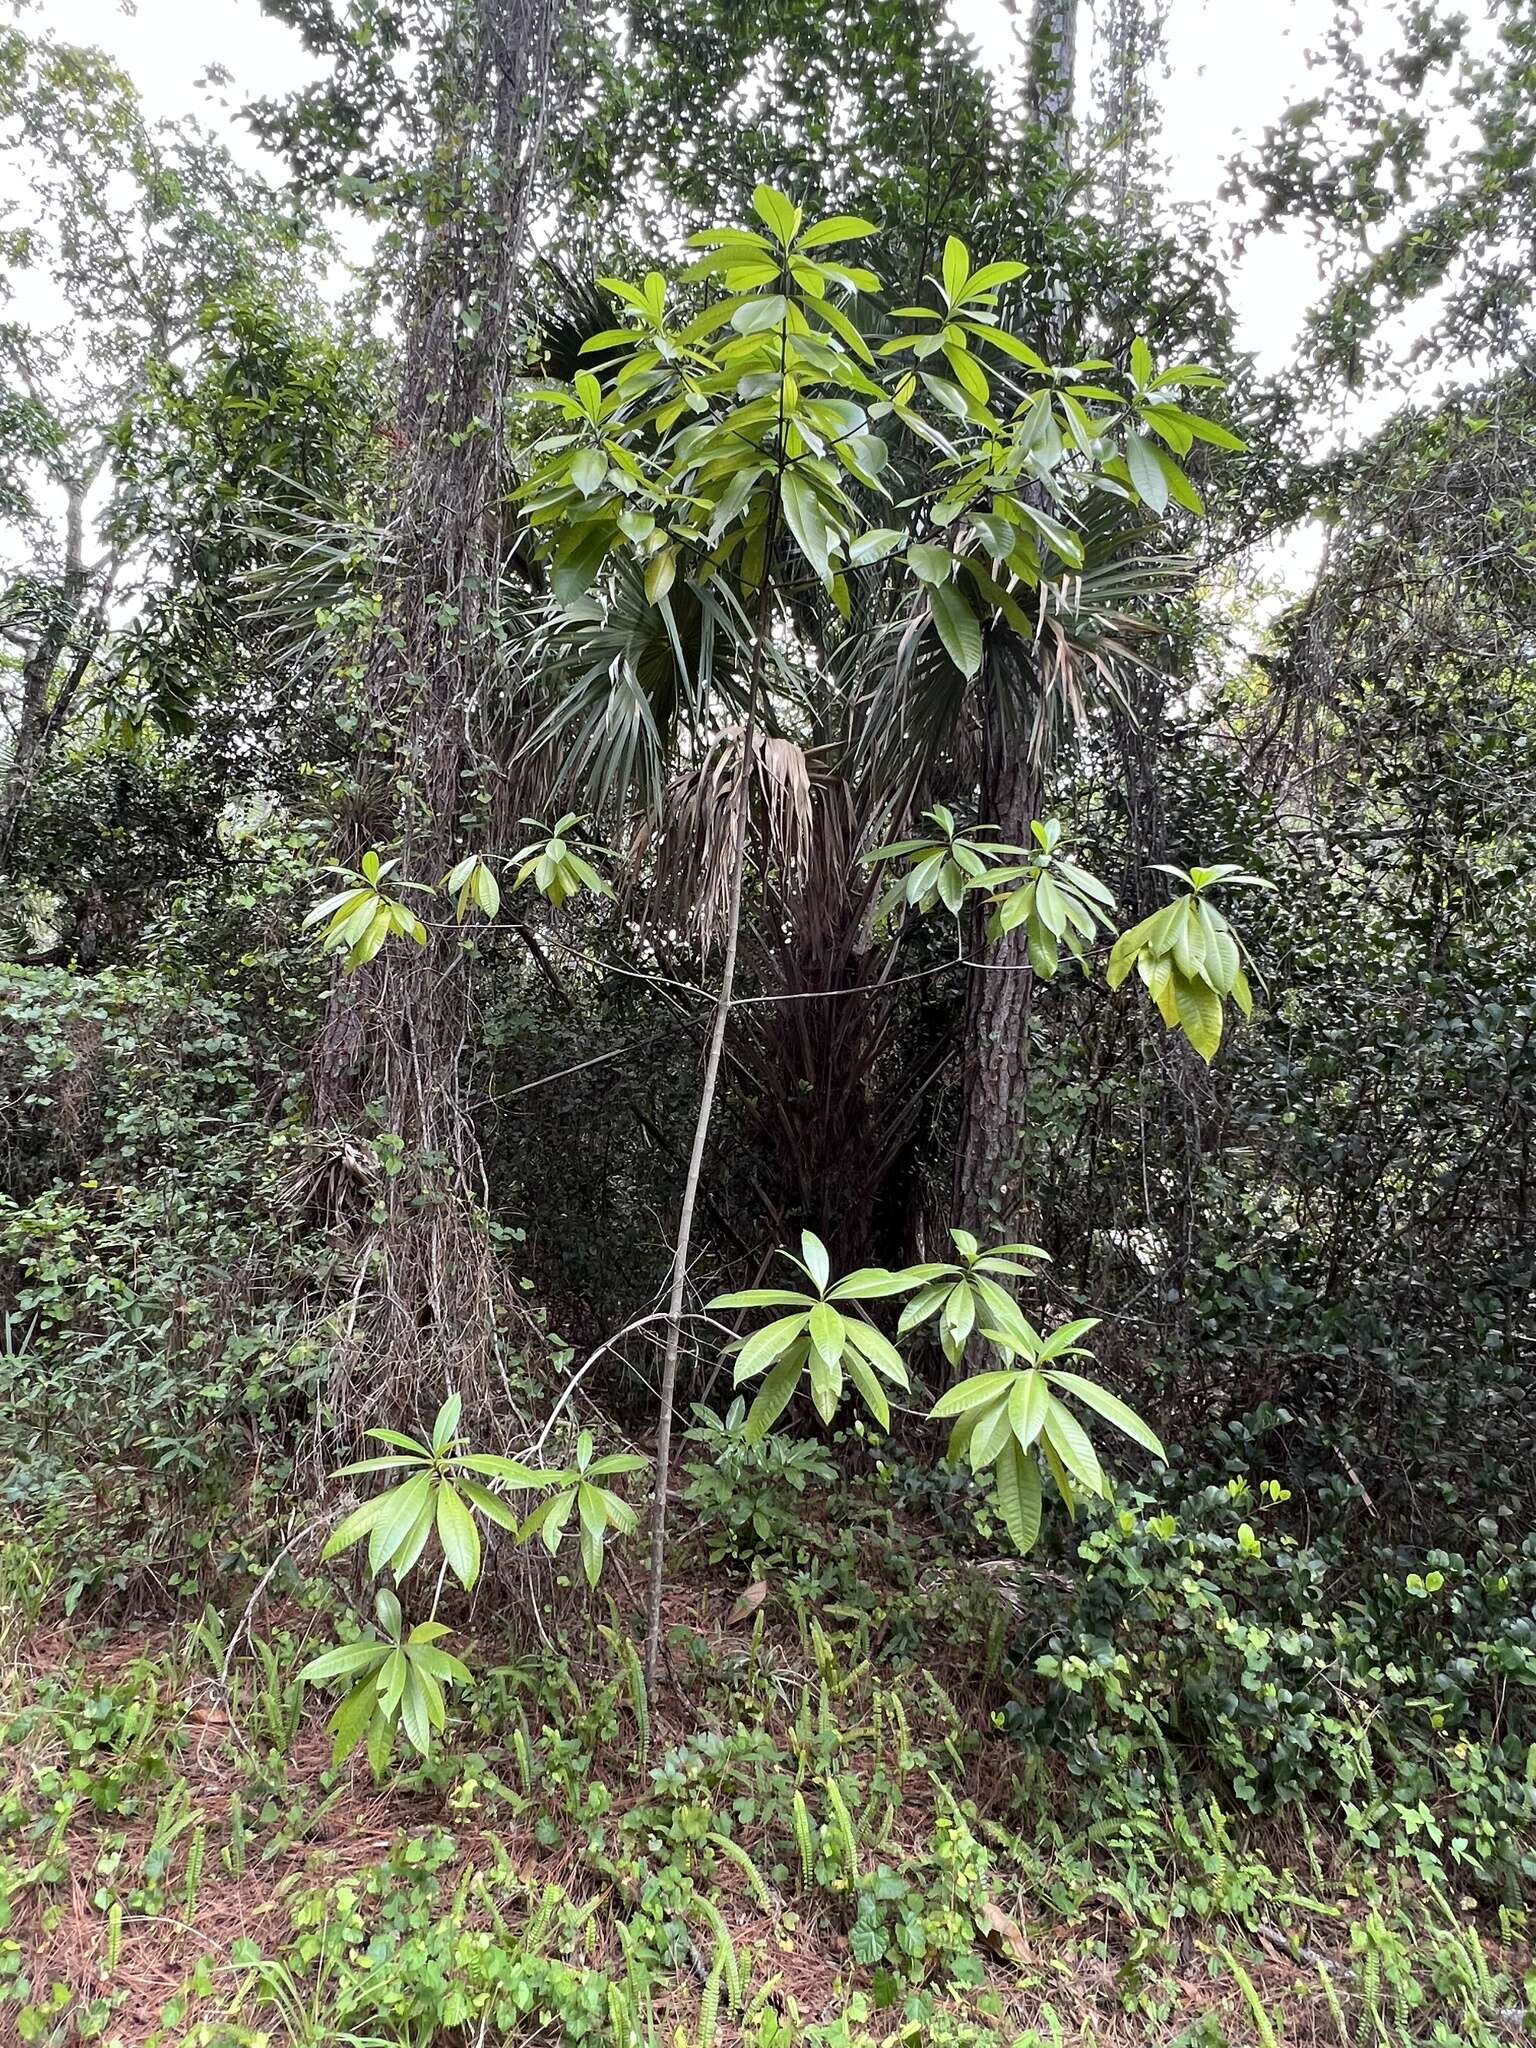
[515,562,754,816]
[533,255,631,383]
[235,473,388,682]
[852,514,1190,787]
[639,724,817,946]
[0,881,63,962]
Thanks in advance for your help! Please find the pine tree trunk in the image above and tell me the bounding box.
[307,0,558,1440]
[954,695,1040,1233]
[953,0,1079,1231]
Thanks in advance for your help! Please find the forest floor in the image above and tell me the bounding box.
[1,1568,1530,2048]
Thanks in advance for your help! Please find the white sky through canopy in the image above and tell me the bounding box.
[15,0,1413,610]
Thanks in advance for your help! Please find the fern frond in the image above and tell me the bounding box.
[792,1789,814,1891]
[708,1832,773,1914]
[825,1775,859,1885]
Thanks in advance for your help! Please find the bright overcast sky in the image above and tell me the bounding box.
[38,0,1338,375]
[20,0,1373,611]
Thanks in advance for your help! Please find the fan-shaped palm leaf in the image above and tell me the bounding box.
[515,562,750,815]
[852,511,1189,786]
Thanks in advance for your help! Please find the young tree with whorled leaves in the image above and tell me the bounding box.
[457,181,1249,1676]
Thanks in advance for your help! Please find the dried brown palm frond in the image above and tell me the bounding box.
[918,1554,1076,1613]
[779,767,868,948]
[274,1126,382,1230]
[756,735,815,878]
[638,724,817,945]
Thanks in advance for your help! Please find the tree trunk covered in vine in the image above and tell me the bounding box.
[309,0,557,1437]
[1025,0,1079,139]
[1,479,99,864]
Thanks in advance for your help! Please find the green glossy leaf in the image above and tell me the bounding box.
[942,1279,976,1353]
[800,1231,831,1293]
[300,1639,387,1685]
[458,1477,521,1532]
[994,1439,1043,1554]
[808,1300,845,1369]
[842,1318,910,1387]
[827,1266,914,1301]
[842,1350,889,1430]
[1006,1369,1049,1449]
[733,1313,809,1383]
[1174,970,1223,1061]
[898,1280,951,1333]
[797,213,879,249]
[733,293,789,334]
[435,1482,481,1589]
[744,1349,806,1440]
[709,1287,812,1310]
[752,185,802,244]
[847,525,906,566]
[366,1472,432,1579]
[390,1484,438,1580]
[1037,1316,1100,1362]
[1046,1371,1166,1460]
[328,1675,380,1763]
[1042,1400,1104,1497]
[969,1395,1015,1470]
[398,1666,431,1753]
[587,1452,650,1477]
[929,1369,1017,1420]
[807,1344,844,1423]
[781,469,833,585]
[1125,431,1168,515]
[930,578,982,677]
[907,544,954,585]
[321,1494,393,1562]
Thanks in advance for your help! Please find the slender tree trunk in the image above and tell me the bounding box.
[954,0,1079,1230]
[1025,0,1079,141]
[1,480,91,860]
[643,545,775,1692]
[643,295,796,1686]
[308,0,558,1441]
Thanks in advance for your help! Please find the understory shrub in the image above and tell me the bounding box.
[0,871,329,1605]
[1000,1479,1536,1895]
